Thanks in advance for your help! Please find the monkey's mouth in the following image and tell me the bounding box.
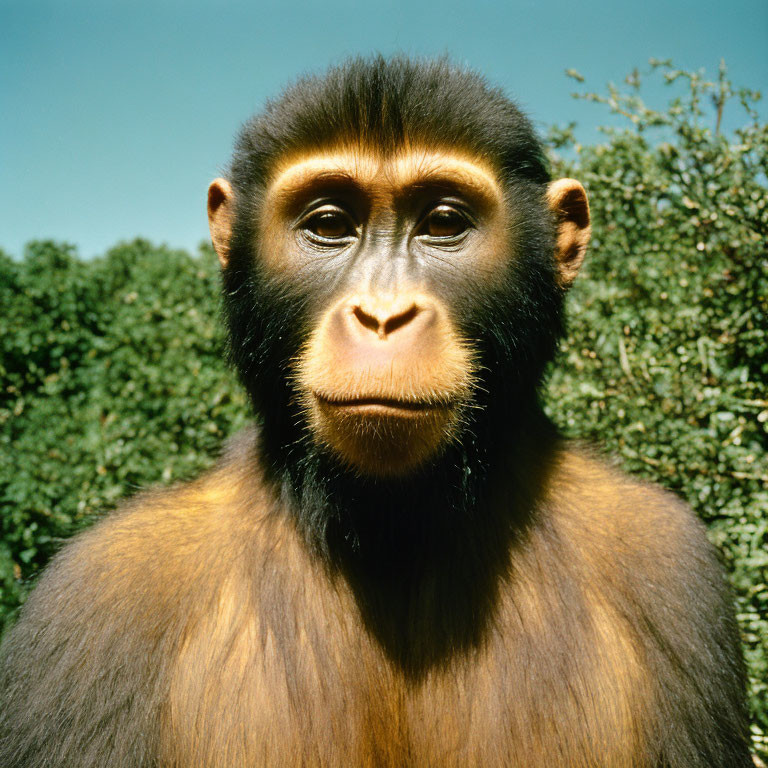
[307,391,461,475]
[313,393,453,417]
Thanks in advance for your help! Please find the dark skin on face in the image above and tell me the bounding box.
[208,147,589,476]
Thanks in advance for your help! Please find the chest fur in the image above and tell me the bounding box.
[160,565,646,768]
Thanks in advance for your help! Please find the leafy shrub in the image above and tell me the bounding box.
[546,60,767,756]
[0,240,249,619]
[0,61,765,757]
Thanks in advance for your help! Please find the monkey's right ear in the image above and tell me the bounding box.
[207,178,234,268]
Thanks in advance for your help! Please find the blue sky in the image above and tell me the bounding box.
[2,0,766,259]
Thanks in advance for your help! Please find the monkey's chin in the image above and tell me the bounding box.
[309,394,458,477]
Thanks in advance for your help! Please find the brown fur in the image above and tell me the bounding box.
[1,428,743,767]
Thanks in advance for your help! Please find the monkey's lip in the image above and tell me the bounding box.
[313,393,452,416]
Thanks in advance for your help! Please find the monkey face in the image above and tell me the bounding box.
[261,148,506,475]
[209,147,589,477]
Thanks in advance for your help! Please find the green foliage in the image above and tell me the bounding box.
[0,60,765,757]
[547,60,767,757]
[0,241,249,620]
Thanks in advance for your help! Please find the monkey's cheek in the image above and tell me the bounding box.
[309,400,458,477]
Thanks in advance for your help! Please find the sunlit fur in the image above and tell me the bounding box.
[0,431,752,766]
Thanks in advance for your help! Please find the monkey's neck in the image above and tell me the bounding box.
[263,401,556,555]
[256,403,557,674]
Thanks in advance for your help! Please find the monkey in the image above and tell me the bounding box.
[0,56,755,767]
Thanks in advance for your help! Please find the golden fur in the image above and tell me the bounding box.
[25,435,703,767]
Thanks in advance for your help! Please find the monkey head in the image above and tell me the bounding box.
[207,59,590,479]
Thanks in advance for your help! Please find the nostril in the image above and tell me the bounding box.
[383,304,419,336]
[352,305,381,334]
[350,302,422,339]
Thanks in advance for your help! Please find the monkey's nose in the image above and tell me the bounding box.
[351,303,420,339]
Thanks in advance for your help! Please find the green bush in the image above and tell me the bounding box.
[0,240,249,619]
[1,61,765,757]
[546,60,767,756]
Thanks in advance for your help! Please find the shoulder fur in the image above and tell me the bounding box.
[536,445,751,766]
[0,427,274,768]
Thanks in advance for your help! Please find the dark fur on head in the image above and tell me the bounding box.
[229,55,550,193]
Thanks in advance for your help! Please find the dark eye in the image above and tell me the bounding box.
[303,209,355,241]
[420,205,470,239]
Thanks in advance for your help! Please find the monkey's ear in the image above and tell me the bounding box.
[546,178,591,289]
[208,178,234,268]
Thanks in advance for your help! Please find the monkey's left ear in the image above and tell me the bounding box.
[208,178,234,268]
[546,178,591,288]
